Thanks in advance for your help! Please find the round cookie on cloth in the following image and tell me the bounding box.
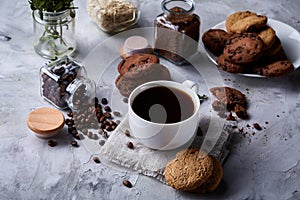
[225,11,257,34]
[117,53,159,75]
[202,29,231,56]
[223,32,264,64]
[115,63,171,97]
[164,148,214,191]
[193,156,223,193]
[217,54,245,73]
[252,60,294,77]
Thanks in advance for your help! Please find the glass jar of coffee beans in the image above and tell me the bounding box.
[154,0,200,65]
[40,56,95,110]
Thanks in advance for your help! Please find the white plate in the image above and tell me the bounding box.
[205,19,300,77]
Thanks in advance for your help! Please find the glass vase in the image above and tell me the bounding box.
[32,9,76,59]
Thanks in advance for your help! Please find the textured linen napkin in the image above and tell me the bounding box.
[99,115,232,183]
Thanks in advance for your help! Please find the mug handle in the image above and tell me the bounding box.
[182,80,199,93]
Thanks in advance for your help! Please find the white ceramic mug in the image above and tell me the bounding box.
[128,80,200,150]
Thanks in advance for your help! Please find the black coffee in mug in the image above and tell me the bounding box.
[132,86,195,124]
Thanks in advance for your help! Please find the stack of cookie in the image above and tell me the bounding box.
[210,86,248,120]
[164,148,223,193]
[115,53,171,97]
[202,11,294,77]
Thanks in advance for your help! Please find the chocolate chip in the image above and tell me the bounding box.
[48,140,57,147]
[123,180,132,188]
[127,141,134,149]
[71,140,79,147]
[93,157,101,164]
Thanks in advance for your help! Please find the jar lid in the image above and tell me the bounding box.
[120,36,153,59]
[26,107,65,138]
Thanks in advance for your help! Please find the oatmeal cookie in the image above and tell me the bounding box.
[164,148,213,191]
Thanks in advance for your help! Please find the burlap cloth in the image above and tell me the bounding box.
[99,114,232,183]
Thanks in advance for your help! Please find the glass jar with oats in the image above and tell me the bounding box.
[154,0,200,65]
[87,0,140,33]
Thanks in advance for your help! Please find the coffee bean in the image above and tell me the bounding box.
[67,111,73,117]
[102,131,108,139]
[106,125,113,132]
[115,120,121,125]
[48,140,57,147]
[94,97,99,106]
[253,123,262,130]
[127,141,134,149]
[82,129,88,135]
[101,98,108,105]
[123,98,128,103]
[92,134,99,140]
[99,140,105,146]
[125,130,130,137]
[93,156,101,164]
[71,140,79,147]
[104,112,111,119]
[113,111,121,117]
[123,180,132,188]
[104,106,111,112]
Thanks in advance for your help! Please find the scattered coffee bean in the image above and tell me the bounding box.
[99,140,105,146]
[123,180,132,188]
[48,140,57,147]
[71,140,79,147]
[104,112,111,119]
[113,111,121,117]
[67,111,73,117]
[115,120,121,125]
[123,98,128,103]
[104,106,111,112]
[125,129,130,137]
[127,141,134,149]
[102,131,108,139]
[93,156,101,164]
[82,129,88,135]
[101,98,108,105]
[92,134,99,140]
[253,123,262,130]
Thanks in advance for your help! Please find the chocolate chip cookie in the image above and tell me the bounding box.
[115,63,171,97]
[202,29,231,56]
[223,33,264,64]
[164,148,213,191]
[210,87,247,109]
[252,60,294,77]
[217,54,245,73]
[117,53,160,75]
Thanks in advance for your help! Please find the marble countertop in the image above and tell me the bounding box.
[1,0,300,199]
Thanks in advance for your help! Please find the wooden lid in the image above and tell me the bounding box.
[26,107,65,135]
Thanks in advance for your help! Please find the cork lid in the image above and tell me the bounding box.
[27,107,65,136]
